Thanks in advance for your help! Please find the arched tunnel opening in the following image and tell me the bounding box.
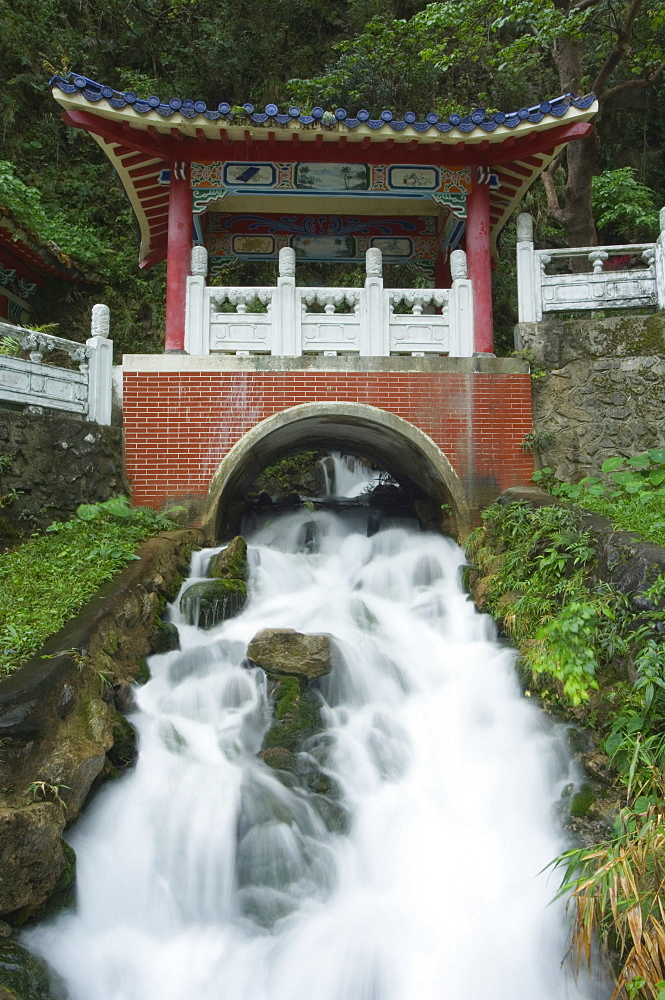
[201,403,470,541]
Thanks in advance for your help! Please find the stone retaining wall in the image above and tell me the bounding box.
[0,409,127,541]
[515,315,665,481]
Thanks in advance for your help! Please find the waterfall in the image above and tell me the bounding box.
[26,465,604,1000]
[318,452,384,498]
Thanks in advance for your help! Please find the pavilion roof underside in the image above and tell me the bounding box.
[0,210,91,283]
[51,76,597,269]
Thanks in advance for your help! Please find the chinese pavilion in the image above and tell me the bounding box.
[0,205,90,326]
[50,75,596,357]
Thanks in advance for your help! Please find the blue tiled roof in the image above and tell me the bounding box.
[50,74,595,134]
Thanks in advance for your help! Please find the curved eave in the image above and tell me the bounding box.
[87,133,168,266]
[488,146,566,255]
[52,87,597,150]
[51,85,597,268]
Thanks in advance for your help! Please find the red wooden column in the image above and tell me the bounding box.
[165,163,192,352]
[466,170,494,354]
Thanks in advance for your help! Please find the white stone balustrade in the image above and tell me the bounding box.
[184,247,474,357]
[0,305,112,424]
[516,209,665,322]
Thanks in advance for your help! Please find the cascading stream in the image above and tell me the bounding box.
[27,457,603,1000]
[318,453,383,498]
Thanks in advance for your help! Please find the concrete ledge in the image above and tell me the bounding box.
[122,353,528,374]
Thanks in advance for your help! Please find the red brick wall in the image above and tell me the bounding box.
[123,370,534,511]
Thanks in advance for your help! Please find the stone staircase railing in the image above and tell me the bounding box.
[0,304,113,424]
[185,246,474,357]
[516,208,665,322]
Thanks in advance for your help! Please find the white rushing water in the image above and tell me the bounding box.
[28,458,603,1000]
[319,452,383,498]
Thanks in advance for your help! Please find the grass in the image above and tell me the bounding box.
[468,455,665,998]
[0,497,178,677]
[573,491,665,549]
[534,450,665,549]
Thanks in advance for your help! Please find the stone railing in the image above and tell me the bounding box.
[0,304,113,424]
[185,247,474,357]
[516,209,665,322]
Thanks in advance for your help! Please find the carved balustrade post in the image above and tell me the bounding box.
[185,246,209,355]
[656,207,665,311]
[86,304,113,425]
[274,246,299,356]
[449,249,474,357]
[516,213,542,323]
[361,248,389,355]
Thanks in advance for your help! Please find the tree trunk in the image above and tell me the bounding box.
[543,35,598,250]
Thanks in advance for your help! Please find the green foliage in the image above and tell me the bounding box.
[23,780,70,806]
[0,160,51,234]
[536,450,665,549]
[592,168,660,243]
[477,454,665,991]
[474,499,665,712]
[552,799,665,999]
[0,159,112,272]
[288,16,442,113]
[475,501,604,703]
[253,451,321,494]
[0,336,21,357]
[0,497,177,676]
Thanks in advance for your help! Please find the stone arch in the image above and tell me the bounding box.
[201,402,470,540]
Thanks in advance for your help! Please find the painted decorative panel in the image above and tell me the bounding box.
[295,163,370,191]
[190,161,480,203]
[205,213,437,270]
[387,167,440,190]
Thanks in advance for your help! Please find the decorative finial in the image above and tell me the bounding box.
[91,303,110,338]
[191,245,208,277]
[366,247,383,277]
[450,249,467,280]
[516,214,534,242]
[279,246,296,277]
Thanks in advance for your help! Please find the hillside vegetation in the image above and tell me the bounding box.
[0,0,663,352]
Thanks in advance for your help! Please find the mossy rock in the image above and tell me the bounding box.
[262,674,322,755]
[0,940,58,1000]
[134,657,151,685]
[179,579,247,629]
[247,628,334,680]
[150,620,180,655]
[570,784,595,818]
[208,536,247,582]
[15,842,77,927]
[259,746,296,771]
[107,713,137,770]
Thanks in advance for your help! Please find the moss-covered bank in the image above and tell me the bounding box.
[0,526,203,923]
[467,487,665,996]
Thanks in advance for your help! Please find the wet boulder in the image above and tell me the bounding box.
[258,746,296,771]
[0,939,59,1000]
[246,629,334,681]
[179,579,247,629]
[208,536,247,582]
[149,620,180,655]
[0,804,66,916]
[262,675,322,755]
